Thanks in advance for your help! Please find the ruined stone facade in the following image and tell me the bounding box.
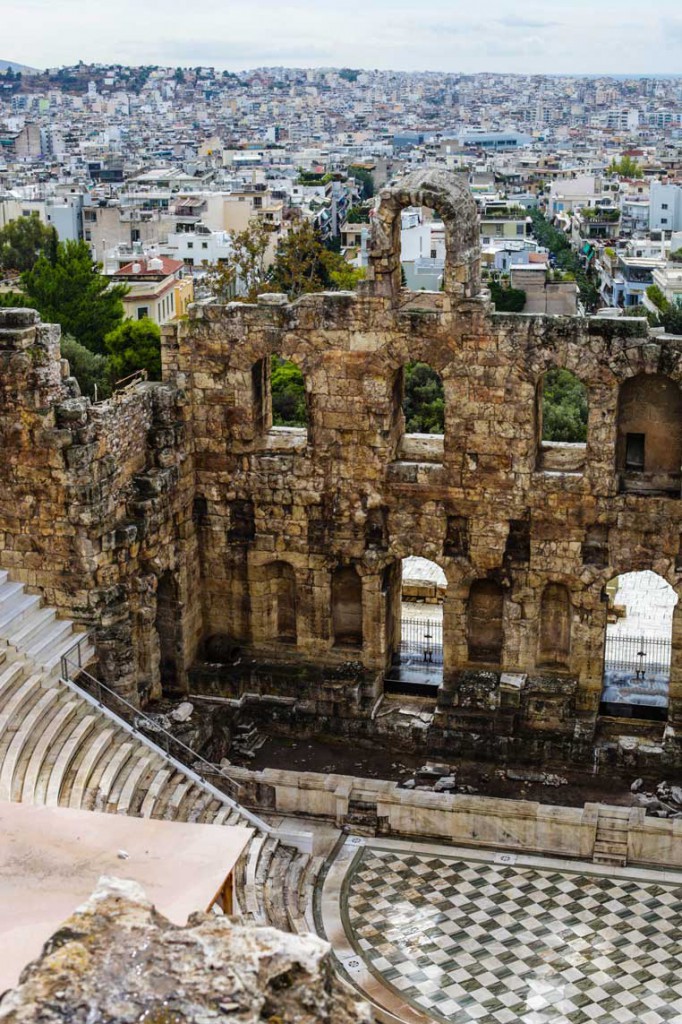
[2,169,682,768]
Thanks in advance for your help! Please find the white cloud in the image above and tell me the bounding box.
[3,0,682,73]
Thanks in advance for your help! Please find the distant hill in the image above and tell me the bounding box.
[0,60,39,74]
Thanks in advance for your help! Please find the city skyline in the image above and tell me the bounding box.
[3,0,682,76]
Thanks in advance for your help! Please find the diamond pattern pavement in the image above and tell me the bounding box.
[344,848,682,1024]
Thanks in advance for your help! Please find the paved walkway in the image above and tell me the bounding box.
[319,837,682,1024]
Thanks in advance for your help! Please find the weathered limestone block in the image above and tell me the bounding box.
[0,877,370,1024]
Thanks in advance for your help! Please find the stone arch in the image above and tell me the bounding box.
[467,579,504,664]
[332,565,363,648]
[366,169,480,302]
[538,583,572,668]
[600,570,678,720]
[155,570,181,696]
[264,560,297,644]
[616,373,682,495]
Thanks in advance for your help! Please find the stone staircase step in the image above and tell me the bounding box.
[8,607,58,649]
[140,767,174,818]
[24,618,75,662]
[0,661,28,704]
[244,835,267,919]
[44,713,99,806]
[0,582,28,608]
[164,779,195,821]
[212,805,234,827]
[116,752,160,815]
[93,741,135,812]
[0,686,62,801]
[68,726,116,809]
[284,851,310,933]
[186,792,214,823]
[0,592,42,633]
[20,695,80,803]
[198,798,223,823]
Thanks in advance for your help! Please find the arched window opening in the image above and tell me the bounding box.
[536,368,588,473]
[538,583,571,668]
[601,570,676,722]
[385,557,445,694]
[616,374,682,496]
[156,571,181,696]
[270,356,309,429]
[400,206,445,295]
[467,580,504,664]
[265,561,297,644]
[332,566,363,648]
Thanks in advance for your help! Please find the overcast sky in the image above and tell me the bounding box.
[4,0,682,75]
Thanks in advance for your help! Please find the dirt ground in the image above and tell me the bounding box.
[234,733,641,808]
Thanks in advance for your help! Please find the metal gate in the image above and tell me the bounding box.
[602,632,671,714]
[399,617,443,665]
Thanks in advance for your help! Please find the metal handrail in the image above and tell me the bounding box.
[59,634,260,822]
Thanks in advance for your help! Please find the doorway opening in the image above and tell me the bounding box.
[600,570,676,721]
[385,556,445,696]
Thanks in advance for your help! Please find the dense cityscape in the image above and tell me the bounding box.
[1,63,681,348]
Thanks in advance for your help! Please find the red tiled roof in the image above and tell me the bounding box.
[115,257,184,278]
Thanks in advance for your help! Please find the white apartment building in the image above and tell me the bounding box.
[650,182,682,234]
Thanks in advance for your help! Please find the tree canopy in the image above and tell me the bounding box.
[348,165,375,200]
[21,240,128,352]
[607,155,642,178]
[403,362,445,434]
[530,210,600,311]
[271,357,308,427]
[489,281,526,312]
[104,317,161,382]
[270,220,363,299]
[0,213,58,273]
[542,369,588,443]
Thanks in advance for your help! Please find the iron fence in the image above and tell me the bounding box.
[603,633,671,678]
[399,617,443,666]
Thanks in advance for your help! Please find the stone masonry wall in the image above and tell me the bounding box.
[2,171,682,768]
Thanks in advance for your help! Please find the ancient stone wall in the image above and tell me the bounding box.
[3,171,682,767]
[0,308,198,702]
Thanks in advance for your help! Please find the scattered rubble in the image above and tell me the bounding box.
[232,720,266,760]
[170,700,194,723]
[632,779,682,817]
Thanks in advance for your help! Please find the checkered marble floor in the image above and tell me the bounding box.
[343,847,682,1024]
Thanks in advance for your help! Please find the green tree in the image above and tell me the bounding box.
[403,362,445,434]
[348,165,375,200]
[542,369,588,442]
[60,334,112,400]
[104,317,161,382]
[0,290,27,307]
[529,210,600,312]
[21,240,128,352]
[489,281,526,312]
[216,219,272,302]
[271,356,308,426]
[0,213,58,273]
[607,155,642,178]
[269,221,324,299]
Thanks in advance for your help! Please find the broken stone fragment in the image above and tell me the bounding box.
[0,877,372,1024]
[170,701,194,723]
